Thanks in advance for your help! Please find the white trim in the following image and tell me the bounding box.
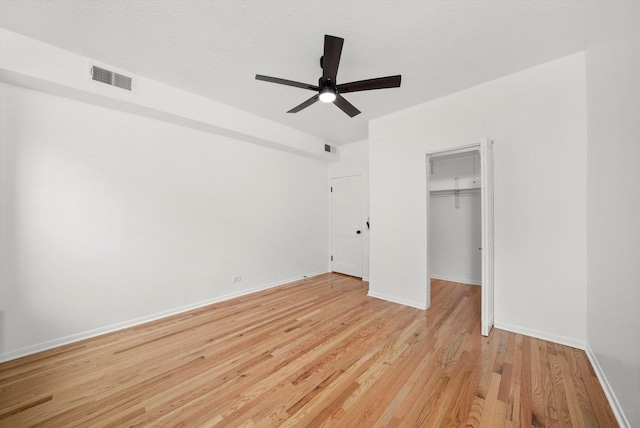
[585,344,631,428]
[362,276,369,282]
[367,291,427,310]
[429,274,481,286]
[0,270,328,363]
[479,138,495,337]
[494,321,586,350]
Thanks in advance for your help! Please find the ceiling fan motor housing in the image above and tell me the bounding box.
[319,77,335,90]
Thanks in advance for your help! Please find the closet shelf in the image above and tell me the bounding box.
[430,187,480,195]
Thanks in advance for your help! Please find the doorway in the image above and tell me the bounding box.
[426,139,494,336]
[331,175,364,277]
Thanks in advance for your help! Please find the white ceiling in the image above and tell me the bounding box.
[0,0,599,145]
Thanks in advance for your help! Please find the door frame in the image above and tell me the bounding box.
[425,139,494,336]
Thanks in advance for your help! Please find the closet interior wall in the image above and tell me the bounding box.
[429,151,482,285]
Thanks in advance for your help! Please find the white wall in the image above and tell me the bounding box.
[0,83,329,361]
[429,192,481,285]
[429,152,482,285]
[329,140,369,280]
[586,1,640,426]
[369,53,588,346]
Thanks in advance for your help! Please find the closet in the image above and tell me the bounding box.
[428,150,482,286]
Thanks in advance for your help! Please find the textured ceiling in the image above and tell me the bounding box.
[0,0,598,145]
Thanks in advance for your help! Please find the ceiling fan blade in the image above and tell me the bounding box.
[333,94,361,117]
[256,75,319,91]
[337,75,402,94]
[322,35,344,82]
[287,94,320,113]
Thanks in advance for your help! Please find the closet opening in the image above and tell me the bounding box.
[425,140,494,336]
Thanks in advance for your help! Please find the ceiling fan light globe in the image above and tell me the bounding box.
[319,88,337,103]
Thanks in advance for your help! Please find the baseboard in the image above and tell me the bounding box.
[494,321,586,350]
[367,291,427,310]
[585,344,630,428]
[0,270,329,363]
[430,274,481,286]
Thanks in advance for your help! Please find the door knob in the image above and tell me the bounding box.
[356,230,361,234]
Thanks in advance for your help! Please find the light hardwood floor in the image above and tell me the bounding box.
[0,274,617,427]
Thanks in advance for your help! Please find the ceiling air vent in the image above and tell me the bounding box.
[91,65,133,91]
[324,144,337,154]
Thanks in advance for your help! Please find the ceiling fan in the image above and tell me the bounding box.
[256,35,401,118]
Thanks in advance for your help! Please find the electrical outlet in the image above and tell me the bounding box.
[232,275,242,283]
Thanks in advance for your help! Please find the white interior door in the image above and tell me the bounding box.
[480,138,495,336]
[331,175,363,277]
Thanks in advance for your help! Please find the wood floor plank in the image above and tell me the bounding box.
[572,347,618,427]
[0,274,618,427]
[549,345,574,427]
[531,337,548,427]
